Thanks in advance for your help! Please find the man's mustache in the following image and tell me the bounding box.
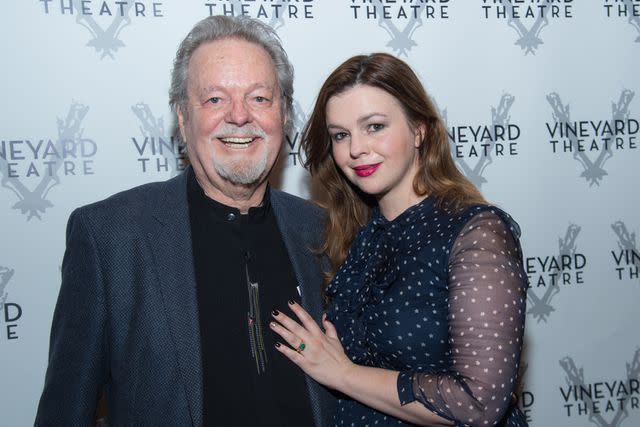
[213,124,267,140]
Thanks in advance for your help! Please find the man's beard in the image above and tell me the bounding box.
[213,145,269,185]
[212,124,271,185]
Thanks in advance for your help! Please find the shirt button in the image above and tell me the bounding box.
[227,213,236,221]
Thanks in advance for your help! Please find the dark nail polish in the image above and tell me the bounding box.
[288,299,295,305]
[272,309,280,316]
[275,342,281,348]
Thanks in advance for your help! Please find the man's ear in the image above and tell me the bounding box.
[177,106,187,142]
[283,106,289,129]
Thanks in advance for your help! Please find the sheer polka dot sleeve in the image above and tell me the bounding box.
[402,211,527,426]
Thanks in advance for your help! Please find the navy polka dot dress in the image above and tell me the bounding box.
[326,197,528,426]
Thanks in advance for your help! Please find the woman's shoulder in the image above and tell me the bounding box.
[458,204,522,240]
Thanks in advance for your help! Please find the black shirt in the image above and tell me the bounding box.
[187,169,314,426]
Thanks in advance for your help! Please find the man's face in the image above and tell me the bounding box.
[178,37,285,200]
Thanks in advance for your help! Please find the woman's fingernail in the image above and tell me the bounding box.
[275,342,281,348]
[272,309,280,316]
[288,299,295,305]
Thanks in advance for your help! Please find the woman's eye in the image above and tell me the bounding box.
[369,123,385,132]
[332,132,348,142]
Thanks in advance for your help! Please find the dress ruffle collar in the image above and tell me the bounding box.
[327,197,434,363]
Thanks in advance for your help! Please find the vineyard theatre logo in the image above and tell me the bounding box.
[611,221,639,282]
[516,361,535,423]
[1,102,96,220]
[0,267,14,310]
[37,0,164,59]
[481,0,574,55]
[518,390,535,423]
[204,0,315,27]
[441,94,519,188]
[559,350,640,423]
[546,90,637,187]
[603,0,640,43]
[0,266,21,341]
[347,1,452,57]
[284,100,308,168]
[131,103,185,176]
[525,224,584,323]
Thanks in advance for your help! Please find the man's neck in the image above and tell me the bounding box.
[196,176,267,214]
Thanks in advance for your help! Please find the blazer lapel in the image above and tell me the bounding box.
[144,171,203,427]
[271,190,333,427]
[270,191,324,321]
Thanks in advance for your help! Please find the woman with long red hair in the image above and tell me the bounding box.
[271,53,528,427]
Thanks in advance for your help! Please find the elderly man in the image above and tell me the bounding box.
[35,15,334,426]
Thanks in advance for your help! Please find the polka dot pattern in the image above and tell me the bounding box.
[326,198,528,426]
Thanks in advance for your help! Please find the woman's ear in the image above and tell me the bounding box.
[414,122,427,148]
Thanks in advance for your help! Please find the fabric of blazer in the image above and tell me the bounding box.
[35,170,335,426]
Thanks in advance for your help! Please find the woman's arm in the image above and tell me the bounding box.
[271,304,453,426]
[404,210,527,425]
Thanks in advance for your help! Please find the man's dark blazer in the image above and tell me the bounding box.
[35,169,335,426]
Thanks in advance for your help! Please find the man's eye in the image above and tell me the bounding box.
[207,97,221,104]
[255,96,267,103]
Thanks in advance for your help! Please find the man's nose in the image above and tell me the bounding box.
[225,99,251,126]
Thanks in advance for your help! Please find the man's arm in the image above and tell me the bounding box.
[35,209,108,426]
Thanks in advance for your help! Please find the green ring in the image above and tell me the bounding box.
[298,342,306,352]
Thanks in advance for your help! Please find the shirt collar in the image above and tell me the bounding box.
[187,167,271,224]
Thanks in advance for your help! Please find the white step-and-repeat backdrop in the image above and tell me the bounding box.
[1,1,639,426]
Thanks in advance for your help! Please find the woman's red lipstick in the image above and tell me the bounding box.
[353,163,381,177]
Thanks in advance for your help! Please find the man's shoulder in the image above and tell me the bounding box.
[74,173,185,222]
[271,189,324,220]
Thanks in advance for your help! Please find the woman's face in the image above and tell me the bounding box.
[326,84,423,210]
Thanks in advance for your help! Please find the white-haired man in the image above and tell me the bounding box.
[36,15,335,426]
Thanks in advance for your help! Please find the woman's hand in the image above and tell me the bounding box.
[270,300,354,391]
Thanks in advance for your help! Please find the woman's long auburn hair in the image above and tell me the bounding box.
[301,53,486,287]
